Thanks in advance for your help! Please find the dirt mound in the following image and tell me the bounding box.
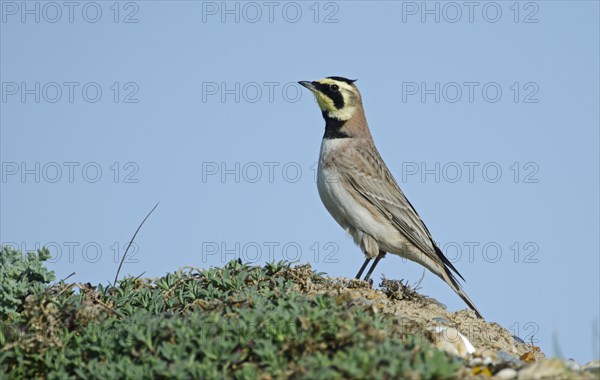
[288,265,542,362]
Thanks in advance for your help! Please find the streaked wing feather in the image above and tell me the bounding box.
[337,145,438,259]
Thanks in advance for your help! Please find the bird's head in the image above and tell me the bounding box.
[298,76,361,121]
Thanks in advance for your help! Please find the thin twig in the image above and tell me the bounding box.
[113,202,159,287]
[56,283,76,297]
[133,271,147,281]
[412,270,426,291]
[60,272,76,283]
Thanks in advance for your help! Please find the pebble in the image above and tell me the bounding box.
[494,368,518,379]
[564,358,581,371]
[432,317,450,325]
[428,326,476,357]
[512,335,525,344]
[517,359,569,380]
[496,350,521,365]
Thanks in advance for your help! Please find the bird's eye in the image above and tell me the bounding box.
[330,84,339,91]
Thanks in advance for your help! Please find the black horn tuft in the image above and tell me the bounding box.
[327,76,357,84]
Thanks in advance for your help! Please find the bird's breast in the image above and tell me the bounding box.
[317,139,381,233]
[317,138,353,228]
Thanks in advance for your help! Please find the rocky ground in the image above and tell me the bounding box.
[286,264,600,379]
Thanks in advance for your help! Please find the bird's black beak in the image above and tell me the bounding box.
[298,81,317,91]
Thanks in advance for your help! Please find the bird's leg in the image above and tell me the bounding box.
[363,251,386,282]
[355,258,371,279]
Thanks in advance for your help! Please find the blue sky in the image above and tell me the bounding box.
[1,0,599,364]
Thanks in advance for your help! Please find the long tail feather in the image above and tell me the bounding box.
[434,245,483,318]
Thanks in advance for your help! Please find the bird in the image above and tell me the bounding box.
[298,76,482,318]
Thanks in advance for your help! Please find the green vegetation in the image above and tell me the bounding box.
[0,247,55,322]
[0,246,459,379]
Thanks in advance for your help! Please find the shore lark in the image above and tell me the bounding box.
[299,76,482,318]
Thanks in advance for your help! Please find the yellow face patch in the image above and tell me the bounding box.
[314,91,337,112]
